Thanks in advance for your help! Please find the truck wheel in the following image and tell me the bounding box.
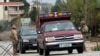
[77,47,84,53]
[39,48,43,55]
[37,48,39,53]
[20,46,26,53]
[17,50,19,53]
[68,49,73,54]
[44,49,49,56]
[21,48,25,53]
[37,45,39,53]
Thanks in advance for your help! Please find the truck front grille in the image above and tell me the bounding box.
[55,36,74,41]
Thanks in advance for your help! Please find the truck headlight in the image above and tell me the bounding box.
[45,37,55,42]
[74,34,83,39]
[23,39,29,42]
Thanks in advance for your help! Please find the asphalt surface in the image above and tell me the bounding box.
[0,41,100,56]
[20,51,100,56]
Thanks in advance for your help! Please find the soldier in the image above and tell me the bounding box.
[10,25,18,56]
[80,20,89,51]
[80,20,89,40]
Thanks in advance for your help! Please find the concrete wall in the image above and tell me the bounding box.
[6,0,9,2]
[0,0,10,2]
[0,5,4,20]
[0,0,4,2]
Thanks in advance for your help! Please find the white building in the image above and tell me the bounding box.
[0,0,24,21]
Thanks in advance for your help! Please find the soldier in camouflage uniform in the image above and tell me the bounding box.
[80,20,89,51]
[10,25,18,56]
[80,20,89,41]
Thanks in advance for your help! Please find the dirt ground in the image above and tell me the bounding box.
[85,42,100,51]
[0,31,11,40]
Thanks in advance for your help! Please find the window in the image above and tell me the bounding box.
[4,6,8,11]
[4,0,6,2]
[15,7,17,11]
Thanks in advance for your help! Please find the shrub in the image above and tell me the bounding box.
[92,46,100,51]
[0,38,2,41]
[0,20,10,32]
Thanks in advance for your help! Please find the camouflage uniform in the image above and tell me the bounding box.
[80,21,89,41]
[10,25,18,56]
[80,21,89,51]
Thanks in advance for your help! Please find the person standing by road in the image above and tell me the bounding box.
[10,25,18,56]
[80,20,89,41]
[80,20,89,51]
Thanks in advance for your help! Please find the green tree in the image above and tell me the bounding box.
[58,0,84,26]
[29,7,37,22]
[51,0,62,12]
[23,0,30,17]
[57,0,100,36]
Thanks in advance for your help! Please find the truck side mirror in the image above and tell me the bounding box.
[38,31,42,34]
[78,27,81,31]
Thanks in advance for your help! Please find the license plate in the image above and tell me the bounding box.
[59,44,72,47]
[33,44,37,46]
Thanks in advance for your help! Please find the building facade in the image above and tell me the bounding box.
[0,0,24,21]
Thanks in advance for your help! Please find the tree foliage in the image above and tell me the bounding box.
[51,0,62,12]
[56,0,84,26]
[51,0,100,36]
[0,21,10,32]
[29,7,37,22]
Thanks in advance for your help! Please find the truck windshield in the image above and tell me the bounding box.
[21,29,37,36]
[45,21,75,32]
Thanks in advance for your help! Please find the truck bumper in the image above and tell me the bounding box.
[45,40,84,50]
[22,42,37,50]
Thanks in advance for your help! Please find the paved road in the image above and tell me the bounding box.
[0,41,13,56]
[0,41,100,56]
[20,50,100,56]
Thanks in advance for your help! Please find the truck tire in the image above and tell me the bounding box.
[21,48,25,53]
[20,46,26,53]
[39,48,43,55]
[68,49,73,54]
[77,47,84,53]
[37,44,39,53]
[37,48,39,53]
[17,50,19,53]
[44,49,49,56]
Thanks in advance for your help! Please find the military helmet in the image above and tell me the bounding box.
[12,25,16,29]
[80,20,86,25]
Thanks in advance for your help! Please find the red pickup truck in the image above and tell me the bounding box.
[36,12,84,56]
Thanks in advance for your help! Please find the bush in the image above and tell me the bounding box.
[0,20,10,32]
[92,46,100,51]
[0,38,2,41]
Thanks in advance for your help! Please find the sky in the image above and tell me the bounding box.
[27,0,56,5]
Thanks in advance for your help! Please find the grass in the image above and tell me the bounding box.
[92,46,100,51]
[0,38,2,41]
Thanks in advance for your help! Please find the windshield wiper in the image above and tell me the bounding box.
[59,29,75,31]
[59,29,66,31]
[47,31,53,32]
[66,29,75,30]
